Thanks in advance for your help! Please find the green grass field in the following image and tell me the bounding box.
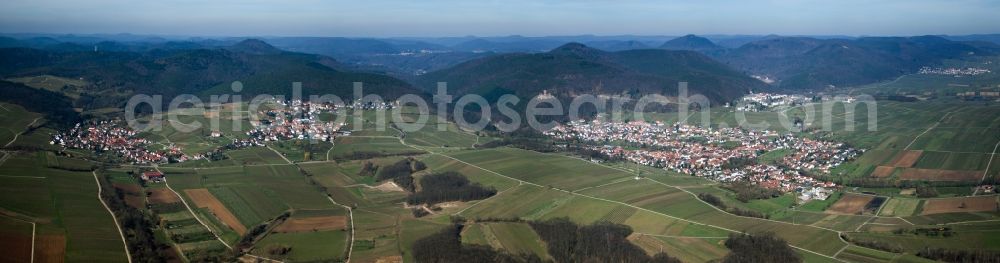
[0,103,46,148]
[159,164,349,260]
[343,109,405,137]
[207,185,289,227]
[254,230,349,261]
[460,222,551,260]
[226,147,290,165]
[420,154,520,191]
[443,148,635,191]
[6,85,1000,263]
[6,74,89,99]
[831,101,1000,181]
[402,117,481,148]
[633,235,729,262]
[399,219,450,263]
[460,223,490,245]
[328,136,424,159]
[114,96,1000,261]
[341,107,483,149]
[140,179,226,257]
[878,198,922,217]
[852,56,1000,96]
[834,245,904,263]
[0,153,129,262]
[442,148,850,257]
[913,151,993,171]
[642,99,1000,183]
[349,209,404,262]
[848,224,1000,254]
[268,140,334,162]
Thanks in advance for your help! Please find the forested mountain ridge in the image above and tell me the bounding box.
[4,34,997,91]
[417,42,767,104]
[0,80,79,128]
[0,39,423,110]
[2,34,994,105]
[660,34,725,54]
[718,35,993,89]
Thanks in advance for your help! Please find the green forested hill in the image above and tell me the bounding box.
[0,80,79,127]
[417,43,767,104]
[720,35,993,89]
[0,39,424,110]
[659,34,725,54]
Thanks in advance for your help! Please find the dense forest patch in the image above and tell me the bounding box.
[721,232,800,263]
[407,172,496,205]
[412,218,682,263]
[372,158,425,192]
[412,224,544,263]
[528,218,681,263]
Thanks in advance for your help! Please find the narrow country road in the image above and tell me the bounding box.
[91,171,133,263]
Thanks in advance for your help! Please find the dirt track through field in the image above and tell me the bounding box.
[92,171,132,263]
[183,189,247,235]
[273,216,348,233]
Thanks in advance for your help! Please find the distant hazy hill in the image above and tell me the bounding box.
[720,35,991,89]
[450,38,567,53]
[417,43,766,104]
[264,37,491,76]
[0,39,423,110]
[660,35,725,53]
[942,34,1000,45]
[265,37,443,57]
[224,39,283,55]
[585,40,650,51]
[3,33,993,93]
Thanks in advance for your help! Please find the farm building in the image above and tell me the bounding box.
[799,187,831,203]
[141,171,164,182]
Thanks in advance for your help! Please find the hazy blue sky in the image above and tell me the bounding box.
[1,0,998,37]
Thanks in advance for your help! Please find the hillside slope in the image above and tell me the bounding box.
[660,34,725,55]
[0,39,423,109]
[418,43,766,104]
[720,36,991,89]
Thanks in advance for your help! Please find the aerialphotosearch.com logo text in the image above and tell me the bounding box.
[124,81,877,135]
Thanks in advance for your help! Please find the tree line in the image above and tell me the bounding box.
[412,217,805,263]
[98,171,174,262]
[719,182,782,203]
[722,232,801,263]
[475,128,559,152]
[412,224,544,263]
[918,247,1000,262]
[372,158,426,192]
[333,150,426,161]
[96,170,215,262]
[841,235,903,253]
